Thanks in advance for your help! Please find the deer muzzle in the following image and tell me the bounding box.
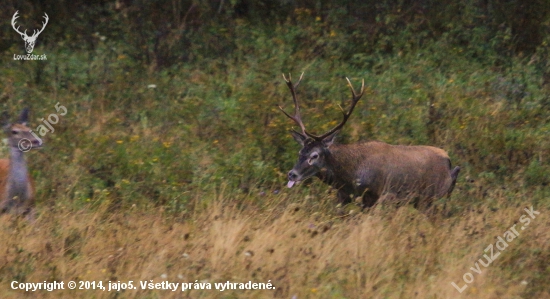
[287,170,299,188]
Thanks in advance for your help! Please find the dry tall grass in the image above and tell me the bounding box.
[1,192,548,299]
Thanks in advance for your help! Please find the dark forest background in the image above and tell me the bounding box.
[2,0,550,68]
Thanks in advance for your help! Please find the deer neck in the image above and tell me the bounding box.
[319,146,356,190]
[7,146,30,200]
[316,148,342,188]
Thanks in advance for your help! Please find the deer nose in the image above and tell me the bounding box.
[288,170,298,181]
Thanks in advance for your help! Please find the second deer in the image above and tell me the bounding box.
[0,109,42,219]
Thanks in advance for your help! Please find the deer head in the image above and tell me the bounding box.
[1,109,42,152]
[12,11,49,54]
[279,73,364,188]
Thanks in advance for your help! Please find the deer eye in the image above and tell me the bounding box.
[307,152,319,165]
[11,130,17,135]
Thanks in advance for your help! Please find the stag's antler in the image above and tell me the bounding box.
[312,77,365,140]
[280,74,365,141]
[11,11,25,36]
[12,11,48,38]
[35,13,49,37]
[279,73,308,137]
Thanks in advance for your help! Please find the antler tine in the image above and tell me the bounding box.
[32,13,49,37]
[282,72,304,88]
[11,11,24,36]
[314,77,365,140]
[346,77,365,99]
[279,72,307,136]
[11,11,49,37]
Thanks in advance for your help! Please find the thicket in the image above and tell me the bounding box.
[3,0,550,65]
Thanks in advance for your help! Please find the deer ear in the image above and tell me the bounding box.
[1,112,10,131]
[322,130,339,148]
[18,108,29,125]
[290,130,307,146]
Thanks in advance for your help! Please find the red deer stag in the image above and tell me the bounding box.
[279,73,460,210]
[0,109,42,220]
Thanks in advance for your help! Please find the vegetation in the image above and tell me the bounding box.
[0,0,549,298]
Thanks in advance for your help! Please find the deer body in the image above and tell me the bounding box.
[0,109,41,219]
[312,141,459,208]
[279,74,460,210]
[0,148,35,215]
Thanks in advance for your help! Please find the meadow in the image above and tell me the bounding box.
[1,2,550,298]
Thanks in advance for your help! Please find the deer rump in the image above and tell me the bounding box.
[313,141,458,208]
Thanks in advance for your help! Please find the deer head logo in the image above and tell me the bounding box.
[11,11,49,54]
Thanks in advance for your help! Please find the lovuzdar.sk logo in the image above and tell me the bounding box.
[11,10,48,61]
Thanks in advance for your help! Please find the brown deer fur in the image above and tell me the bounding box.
[0,109,42,219]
